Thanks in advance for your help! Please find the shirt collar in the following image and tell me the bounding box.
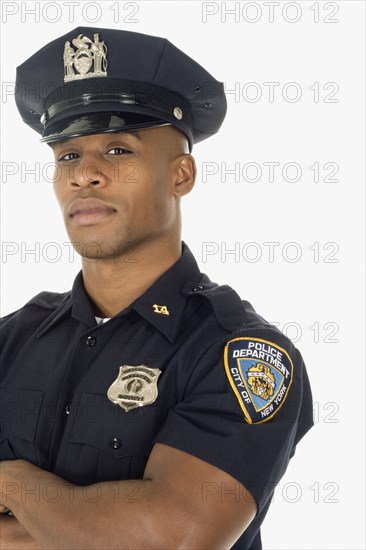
[131,242,202,343]
[37,271,95,337]
[38,242,204,342]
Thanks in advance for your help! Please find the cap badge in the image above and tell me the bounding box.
[64,33,107,82]
[107,365,161,412]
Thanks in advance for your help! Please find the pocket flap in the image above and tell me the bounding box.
[69,393,166,458]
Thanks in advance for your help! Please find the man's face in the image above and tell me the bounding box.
[51,126,192,261]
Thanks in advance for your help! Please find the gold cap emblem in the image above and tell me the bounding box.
[64,33,107,82]
[107,365,161,412]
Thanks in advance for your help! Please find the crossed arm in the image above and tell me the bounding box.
[0,443,257,549]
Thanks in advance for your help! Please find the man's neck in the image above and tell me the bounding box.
[81,238,182,318]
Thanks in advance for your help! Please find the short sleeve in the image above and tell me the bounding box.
[153,327,313,514]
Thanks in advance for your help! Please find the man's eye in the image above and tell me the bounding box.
[58,152,79,161]
[107,147,131,155]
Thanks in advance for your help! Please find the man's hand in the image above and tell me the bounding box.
[1,461,41,548]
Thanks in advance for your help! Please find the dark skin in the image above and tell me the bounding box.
[52,125,194,317]
[0,125,257,549]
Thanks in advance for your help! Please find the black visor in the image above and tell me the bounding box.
[41,111,170,144]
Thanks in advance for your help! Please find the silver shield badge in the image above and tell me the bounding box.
[107,365,161,412]
[64,33,108,82]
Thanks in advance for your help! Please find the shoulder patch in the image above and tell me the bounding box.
[224,337,294,424]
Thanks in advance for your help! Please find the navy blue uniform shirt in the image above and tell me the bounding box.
[0,242,313,549]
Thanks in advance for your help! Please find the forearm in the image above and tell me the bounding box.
[1,461,172,550]
[0,515,42,550]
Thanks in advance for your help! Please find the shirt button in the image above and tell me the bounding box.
[192,285,204,292]
[110,438,122,450]
[85,335,97,347]
[65,405,70,415]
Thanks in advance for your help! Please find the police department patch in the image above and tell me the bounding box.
[224,337,294,424]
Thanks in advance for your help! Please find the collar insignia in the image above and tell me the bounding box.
[107,365,161,412]
[64,33,107,82]
[152,304,170,315]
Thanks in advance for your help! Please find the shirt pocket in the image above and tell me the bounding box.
[0,388,43,462]
[62,392,168,485]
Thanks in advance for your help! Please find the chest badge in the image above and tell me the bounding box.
[107,365,161,412]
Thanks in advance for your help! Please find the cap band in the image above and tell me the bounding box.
[43,78,191,124]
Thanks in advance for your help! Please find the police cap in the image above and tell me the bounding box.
[15,27,227,150]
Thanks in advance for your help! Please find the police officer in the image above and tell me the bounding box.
[0,27,313,549]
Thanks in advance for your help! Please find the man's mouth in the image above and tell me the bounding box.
[68,198,117,226]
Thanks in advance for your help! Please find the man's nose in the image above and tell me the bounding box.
[69,157,108,188]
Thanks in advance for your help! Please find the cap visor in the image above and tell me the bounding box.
[42,111,170,143]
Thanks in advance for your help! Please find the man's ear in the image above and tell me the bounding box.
[173,154,196,197]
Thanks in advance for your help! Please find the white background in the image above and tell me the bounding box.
[1,1,365,549]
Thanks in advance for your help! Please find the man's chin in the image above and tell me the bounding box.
[71,240,140,264]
